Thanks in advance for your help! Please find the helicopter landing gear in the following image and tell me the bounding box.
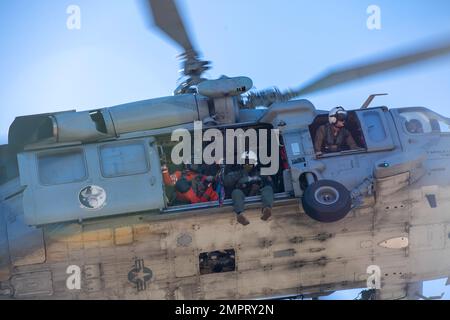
[302,179,351,223]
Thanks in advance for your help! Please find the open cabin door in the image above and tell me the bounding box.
[355,108,395,152]
[18,137,165,225]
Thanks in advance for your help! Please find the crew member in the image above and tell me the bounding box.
[314,106,358,155]
[224,151,274,226]
[405,119,424,134]
[162,164,218,204]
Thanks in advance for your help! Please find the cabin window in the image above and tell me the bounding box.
[362,111,386,142]
[100,142,149,178]
[199,249,236,275]
[38,149,87,185]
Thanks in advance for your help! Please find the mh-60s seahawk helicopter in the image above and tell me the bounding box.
[1,0,450,300]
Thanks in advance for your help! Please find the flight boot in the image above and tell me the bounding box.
[236,213,250,226]
[261,207,272,221]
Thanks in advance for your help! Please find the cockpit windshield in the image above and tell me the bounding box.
[398,108,450,134]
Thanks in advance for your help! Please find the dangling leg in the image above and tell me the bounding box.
[232,189,249,226]
[260,185,274,221]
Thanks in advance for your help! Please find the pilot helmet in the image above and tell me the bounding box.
[328,106,348,124]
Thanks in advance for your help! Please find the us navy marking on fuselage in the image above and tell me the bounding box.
[127,258,153,292]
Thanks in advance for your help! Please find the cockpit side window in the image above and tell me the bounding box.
[362,111,386,142]
[399,111,432,134]
[309,111,366,155]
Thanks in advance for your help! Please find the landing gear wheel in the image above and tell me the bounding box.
[302,180,351,223]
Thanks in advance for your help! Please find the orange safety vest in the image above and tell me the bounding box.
[162,169,196,186]
[162,168,218,204]
[194,175,219,203]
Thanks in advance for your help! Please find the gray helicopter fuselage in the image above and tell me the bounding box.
[1,96,450,300]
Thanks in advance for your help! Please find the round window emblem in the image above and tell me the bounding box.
[79,185,106,210]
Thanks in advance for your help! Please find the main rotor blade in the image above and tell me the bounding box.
[145,0,194,52]
[289,37,450,97]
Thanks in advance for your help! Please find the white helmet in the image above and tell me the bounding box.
[240,150,258,165]
[328,106,347,124]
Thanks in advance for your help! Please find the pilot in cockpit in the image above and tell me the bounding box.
[405,119,424,134]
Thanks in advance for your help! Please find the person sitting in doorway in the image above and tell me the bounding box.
[224,151,274,226]
[314,106,358,155]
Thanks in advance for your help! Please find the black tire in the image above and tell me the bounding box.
[302,179,351,223]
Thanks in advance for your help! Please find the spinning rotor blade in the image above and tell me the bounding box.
[243,36,450,108]
[141,0,210,93]
[289,36,450,97]
[144,0,194,53]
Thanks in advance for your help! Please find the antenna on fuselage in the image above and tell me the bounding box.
[361,93,388,109]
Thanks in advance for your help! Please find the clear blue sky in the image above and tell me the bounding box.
[1,0,450,299]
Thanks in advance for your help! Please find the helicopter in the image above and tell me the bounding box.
[1,0,450,300]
